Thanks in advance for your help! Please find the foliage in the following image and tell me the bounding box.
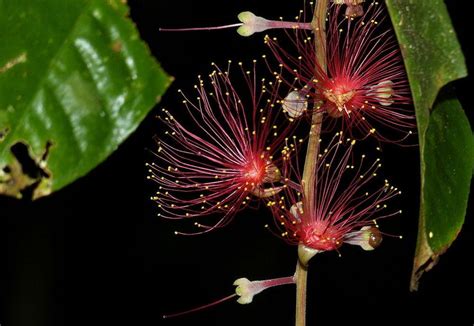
[0,0,171,199]
[386,0,473,290]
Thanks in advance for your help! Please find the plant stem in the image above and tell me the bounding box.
[295,0,328,325]
[294,259,308,326]
[301,112,324,210]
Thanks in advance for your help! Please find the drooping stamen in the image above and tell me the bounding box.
[162,275,295,319]
[162,294,237,319]
[159,23,244,32]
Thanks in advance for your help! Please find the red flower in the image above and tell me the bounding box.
[265,2,415,143]
[267,133,402,252]
[148,63,295,234]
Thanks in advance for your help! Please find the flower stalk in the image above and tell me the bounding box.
[294,258,309,326]
[296,0,329,325]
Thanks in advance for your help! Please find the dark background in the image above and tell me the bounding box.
[0,1,472,325]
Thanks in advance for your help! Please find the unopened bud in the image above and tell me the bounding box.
[345,226,383,251]
[282,90,308,118]
[369,80,394,106]
[290,201,304,221]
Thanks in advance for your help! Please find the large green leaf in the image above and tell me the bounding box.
[0,0,171,198]
[386,0,472,290]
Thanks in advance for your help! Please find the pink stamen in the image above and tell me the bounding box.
[149,62,295,234]
[267,133,403,251]
[162,294,237,319]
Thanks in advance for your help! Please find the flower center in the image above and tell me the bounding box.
[322,78,358,116]
[324,89,355,109]
[300,222,343,251]
[243,158,266,186]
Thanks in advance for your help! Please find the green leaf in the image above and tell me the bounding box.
[386,0,472,290]
[0,0,172,198]
[424,94,473,253]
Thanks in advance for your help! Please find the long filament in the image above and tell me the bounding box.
[159,23,243,32]
[162,293,237,319]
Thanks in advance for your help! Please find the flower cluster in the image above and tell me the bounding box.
[154,0,414,320]
[265,1,415,142]
[267,133,402,256]
[151,0,412,242]
[148,62,296,234]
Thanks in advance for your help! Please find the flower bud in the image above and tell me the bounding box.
[345,226,383,251]
[290,201,304,221]
[369,80,394,106]
[282,90,308,118]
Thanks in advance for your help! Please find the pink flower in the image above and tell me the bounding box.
[267,133,402,253]
[148,63,295,234]
[265,2,415,143]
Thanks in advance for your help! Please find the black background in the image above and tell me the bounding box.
[0,1,472,325]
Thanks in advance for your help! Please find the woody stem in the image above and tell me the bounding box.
[294,259,309,326]
[295,0,328,325]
